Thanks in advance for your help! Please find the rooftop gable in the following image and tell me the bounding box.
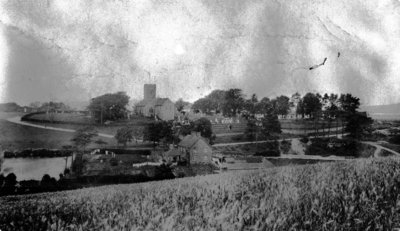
[155,98,172,106]
[178,133,211,149]
[165,148,181,157]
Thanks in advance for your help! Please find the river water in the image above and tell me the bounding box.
[1,156,74,181]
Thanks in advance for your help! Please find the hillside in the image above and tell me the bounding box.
[1,158,400,230]
[360,103,400,115]
[0,102,24,112]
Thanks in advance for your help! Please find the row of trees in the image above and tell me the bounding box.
[192,89,295,117]
[192,89,366,120]
[88,92,130,124]
[242,91,372,139]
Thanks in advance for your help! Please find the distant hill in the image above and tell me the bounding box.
[0,102,24,112]
[360,103,400,114]
[360,103,400,120]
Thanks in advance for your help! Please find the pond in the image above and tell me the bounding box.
[1,156,74,181]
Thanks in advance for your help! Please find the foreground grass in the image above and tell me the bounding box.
[2,158,400,230]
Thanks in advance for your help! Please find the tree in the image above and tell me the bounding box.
[0,174,4,188]
[260,111,281,139]
[144,121,173,148]
[4,173,17,188]
[339,94,360,114]
[40,174,55,188]
[88,92,130,124]
[177,121,195,137]
[345,112,373,138]
[223,88,245,117]
[191,90,226,114]
[273,95,290,118]
[71,126,98,151]
[338,93,362,137]
[256,97,273,114]
[175,98,190,112]
[245,117,258,141]
[325,94,339,136]
[296,99,306,118]
[159,121,174,145]
[243,94,258,117]
[290,92,301,114]
[302,93,322,118]
[192,98,213,114]
[193,117,214,144]
[207,90,226,113]
[115,127,135,147]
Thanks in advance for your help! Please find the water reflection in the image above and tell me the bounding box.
[1,156,74,181]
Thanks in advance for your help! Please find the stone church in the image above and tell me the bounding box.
[135,84,176,121]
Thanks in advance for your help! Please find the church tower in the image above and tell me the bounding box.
[144,84,156,101]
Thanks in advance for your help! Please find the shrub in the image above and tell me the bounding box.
[389,135,400,145]
[300,136,309,143]
[280,140,291,154]
[110,158,118,166]
[305,138,360,157]
[254,150,280,157]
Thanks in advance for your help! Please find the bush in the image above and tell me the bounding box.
[110,158,118,166]
[389,135,400,145]
[254,150,280,157]
[246,156,263,163]
[300,136,309,144]
[305,138,360,157]
[280,140,291,154]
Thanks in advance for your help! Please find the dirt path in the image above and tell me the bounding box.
[6,116,114,138]
[213,133,344,147]
[361,141,400,157]
[214,133,400,160]
[215,132,243,137]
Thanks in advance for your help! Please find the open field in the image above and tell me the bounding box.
[2,158,400,230]
[19,116,149,138]
[27,112,92,124]
[0,113,117,150]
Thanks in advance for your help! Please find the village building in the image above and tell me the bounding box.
[135,84,177,121]
[165,132,212,165]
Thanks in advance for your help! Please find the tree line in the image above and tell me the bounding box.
[192,89,372,139]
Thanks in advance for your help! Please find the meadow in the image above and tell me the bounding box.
[1,158,400,230]
[0,112,119,150]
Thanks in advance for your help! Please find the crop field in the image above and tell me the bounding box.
[2,158,400,230]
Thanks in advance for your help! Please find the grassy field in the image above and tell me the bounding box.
[1,158,400,230]
[22,116,150,139]
[28,112,92,124]
[0,113,117,150]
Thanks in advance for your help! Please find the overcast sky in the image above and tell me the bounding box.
[0,0,399,106]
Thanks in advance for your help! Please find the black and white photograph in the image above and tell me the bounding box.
[1,0,400,230]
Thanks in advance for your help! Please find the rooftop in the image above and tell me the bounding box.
[178,132,210,149]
